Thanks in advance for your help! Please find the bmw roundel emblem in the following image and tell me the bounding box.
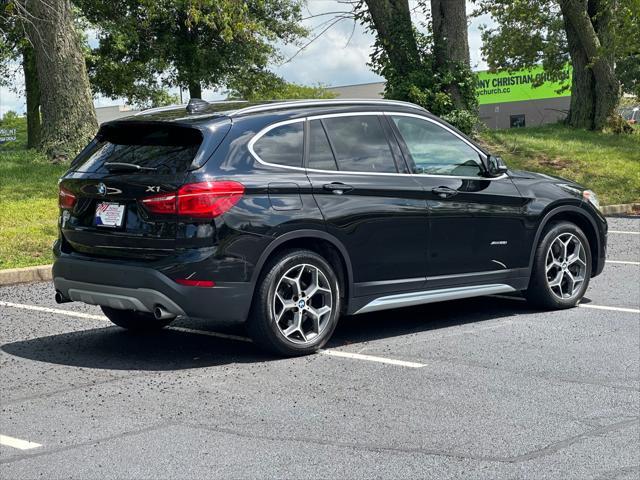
[97,182,107,196]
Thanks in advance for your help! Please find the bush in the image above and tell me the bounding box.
[605,114,634,134]
[441,109,478,136]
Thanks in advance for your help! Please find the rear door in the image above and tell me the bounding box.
[304,113,428,298]
[59,121,227,260]
[388,113,527,280]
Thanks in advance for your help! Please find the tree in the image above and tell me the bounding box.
[614,0,640,97]
[476,0,631,130]
[227,71,337,101]
[8,0,97,158]
[21,43,40,148]
[77,0,307,106]
[0,5,40,148]
[431,0,471,107]
[356,0,478,133]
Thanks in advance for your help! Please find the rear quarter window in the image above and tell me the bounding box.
[252,121,304,168]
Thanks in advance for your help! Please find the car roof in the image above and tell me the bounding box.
[116,98,430,125]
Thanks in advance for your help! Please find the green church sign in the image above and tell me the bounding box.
[476,66,572,105]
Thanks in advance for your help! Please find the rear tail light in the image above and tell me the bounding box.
[59,186,77,209]
[141,181,244,219]
[178,181,244,218]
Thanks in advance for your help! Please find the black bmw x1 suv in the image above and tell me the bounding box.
[53,98,607,356]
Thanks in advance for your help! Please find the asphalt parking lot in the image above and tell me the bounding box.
[1,217,638,479]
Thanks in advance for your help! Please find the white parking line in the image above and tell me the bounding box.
[489,295,639,314]
[608,230,639,235]
[606,260,640,265]
[0,434,41,450]
[0,301,426,368]
[319,349,426,368]
[578,304,640,314]
[0,301,105,320]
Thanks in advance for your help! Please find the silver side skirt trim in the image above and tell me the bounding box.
[354,284,517,315]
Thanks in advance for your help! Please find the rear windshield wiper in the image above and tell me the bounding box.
[104,162,157,172]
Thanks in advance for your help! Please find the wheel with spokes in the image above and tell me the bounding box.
[247,249,341,356]
[526,221,592,309]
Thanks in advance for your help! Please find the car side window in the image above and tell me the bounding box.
[308,120,338,171]
[322,115,397,173]
[253,122,304,167]
[391,115,483,177]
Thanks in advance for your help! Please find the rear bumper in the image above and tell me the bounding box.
[52,255,253,324]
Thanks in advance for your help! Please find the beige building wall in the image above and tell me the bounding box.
[326,82,385,99]
[95,105,139,125]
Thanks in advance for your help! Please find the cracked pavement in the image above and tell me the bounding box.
[0,217,638,479]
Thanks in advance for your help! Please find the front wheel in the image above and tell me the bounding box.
[101,306,174,331]
[525,221,592,309]
[247,249,341,356]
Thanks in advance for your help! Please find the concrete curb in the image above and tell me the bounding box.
[0,265,52,286]
[600,203,640,216]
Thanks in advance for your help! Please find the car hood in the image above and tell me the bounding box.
[508,169,583,188]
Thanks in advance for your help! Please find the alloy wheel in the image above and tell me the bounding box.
[272,263,333,344]
[545,233,587,299]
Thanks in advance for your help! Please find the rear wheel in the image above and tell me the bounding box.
[101,306,174,331]
[247,249,341,356]
[525,221,592,309]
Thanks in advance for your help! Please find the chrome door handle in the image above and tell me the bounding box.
[432,186,458,198]
[323,182,353,195]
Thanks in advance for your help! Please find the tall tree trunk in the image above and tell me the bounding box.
[188,82,202,99]
[564,8,595,128]
[22,44,41,149]
[430,0,471,108]
[23,0,98,159]
[559,0,620,130]
[363,0,420,78]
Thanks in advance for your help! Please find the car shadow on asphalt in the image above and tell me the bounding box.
[1,295,541,370]
[1,326,267,371]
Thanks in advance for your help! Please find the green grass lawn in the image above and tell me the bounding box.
[0,119,66,269]
[479,124,640,205]
[0,118,639,269]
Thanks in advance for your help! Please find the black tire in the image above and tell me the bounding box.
[525,221,592,309]
[247,249,342,356]
[101,306,174,331]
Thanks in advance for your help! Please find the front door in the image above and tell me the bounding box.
[387,113,528,283]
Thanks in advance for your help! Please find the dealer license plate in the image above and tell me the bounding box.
[95,202,125,228]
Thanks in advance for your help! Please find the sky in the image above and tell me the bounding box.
[0,1,492,116]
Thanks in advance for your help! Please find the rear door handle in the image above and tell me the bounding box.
[432,186,458,198]
[323,182,353,195]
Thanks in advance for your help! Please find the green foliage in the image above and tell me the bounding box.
[476,0,568,81]
[2,110,19,124]
[605,113,634,134]
[366,24,479,134]
[0,1,25,89]
[614,0,640,97]
[77,0,307,107]
[227,72,337,101]
[475,0,639,96]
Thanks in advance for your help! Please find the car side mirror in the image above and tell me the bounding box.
[486,155,508,177]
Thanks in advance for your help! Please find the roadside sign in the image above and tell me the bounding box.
[476,65,572,105]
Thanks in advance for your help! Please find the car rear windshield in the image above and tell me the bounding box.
[72,123,203,175]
